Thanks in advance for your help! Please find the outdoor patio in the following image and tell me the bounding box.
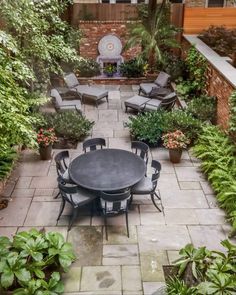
[0,85,233,295]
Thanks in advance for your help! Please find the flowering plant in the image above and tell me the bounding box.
[37,128,57,147]
[162,130,190,149]
[103,64,117,76]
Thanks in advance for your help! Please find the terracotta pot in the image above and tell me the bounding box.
[39,145,52,160]
[169,149,182,163]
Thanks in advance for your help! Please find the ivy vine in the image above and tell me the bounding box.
[176,45,207,100]
[229,91,236,139]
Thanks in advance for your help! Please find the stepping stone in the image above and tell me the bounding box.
[188,225,227,251]
[161,189,208,209]
[80,266,121,292]
[62,266,81,293]
[68,226,102,266]
[122,266,142,292]
[103,244,139,265]
[164,209,199,225]
[140,250,168,282]
[138,225,191,251]
[103,226,137,245]
[0,198,31,226]
[24,201,60,226]
[175,167,205,182]
[0,227,17,238]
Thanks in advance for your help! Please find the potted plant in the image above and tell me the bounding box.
[162,130,190,163]
[103,64,117,77]
[37,128,57,160]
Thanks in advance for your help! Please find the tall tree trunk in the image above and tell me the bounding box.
[148,0,157,20]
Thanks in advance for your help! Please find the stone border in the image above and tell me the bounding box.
[183,35,236,89]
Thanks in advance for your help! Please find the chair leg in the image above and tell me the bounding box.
[128,194,133,209]
[106,95,108,103]
[151,193,161,212]
[57,199,65,221]
[125,210,129,238]
[68,207,78,231]
[54,191,60,199]
[154,191,161,200]
[104,213,108,241]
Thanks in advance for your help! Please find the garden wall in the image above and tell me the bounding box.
[78,21,141,61]
[182,35,236,129]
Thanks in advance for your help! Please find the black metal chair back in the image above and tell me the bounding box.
[100,189,131,240]
[57,176,96,231]
[131,141,149,165]
[58,180,78,207]
[83,138,106,153]
[151,160,162,192]
[54,151,69,177]
[160,92,177,111]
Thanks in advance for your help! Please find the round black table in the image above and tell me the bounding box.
[69,149,146,191]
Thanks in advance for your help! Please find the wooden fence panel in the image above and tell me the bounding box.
[70,3,139,24]
[184,8,236,34]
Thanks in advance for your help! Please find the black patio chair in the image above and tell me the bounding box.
[57,176,97,231]
[54,151,73,199]
[131,141,149,165]
[131,160,162,212]
[83,138,106,153]
[100,189,131,240]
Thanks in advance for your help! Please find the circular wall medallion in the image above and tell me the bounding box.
[98,34,122,57]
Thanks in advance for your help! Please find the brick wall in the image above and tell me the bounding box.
[182,38,235,130]
[78,21,141,61]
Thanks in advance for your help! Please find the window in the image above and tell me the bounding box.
[207,0,224,7]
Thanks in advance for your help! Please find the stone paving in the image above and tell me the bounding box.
[0,85,234,295]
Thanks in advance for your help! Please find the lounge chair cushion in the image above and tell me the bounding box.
[144,99,162,111]
[154,71,170,87]
[149,87,172,99]
[78,86,108,101]
[131,177,153,194]
[124,95,150,111]
[139,83,158,96]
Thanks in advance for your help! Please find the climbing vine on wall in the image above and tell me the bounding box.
[229,91,236,140]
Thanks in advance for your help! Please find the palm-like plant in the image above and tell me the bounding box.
[125,0,180,71]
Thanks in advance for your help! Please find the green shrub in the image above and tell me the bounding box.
[124,111,165,144]
[119,59,146,78]
[125,110,201,145]
[169,240,236,294]
[76,58,100,77]
[186,95,217,123]
[41,111,94,141]
[0,229,76,294]
[162,110,202,143]
[0,149,18,181]
[193,125,236,235]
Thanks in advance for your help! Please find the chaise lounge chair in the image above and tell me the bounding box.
[64,73,109,107]
[143,92,177,112]
[139,71,171,97]
[124,92,177,113]
[50,89,82,112]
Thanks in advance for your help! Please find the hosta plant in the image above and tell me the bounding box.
[0,229,76,294]
[169,240,236,295]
